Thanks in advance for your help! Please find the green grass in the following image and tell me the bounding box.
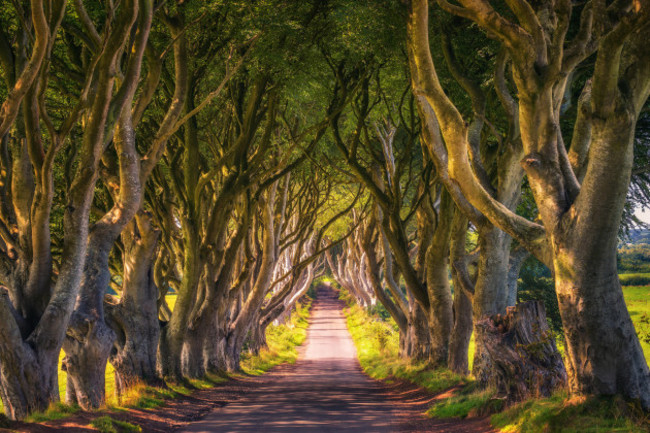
[623,285,650,364]
[427,385,500,419]
[341,293,466,394]
[491,391,650,433]
[110,383,180,411]
[91,415,142,433]
[24,402,80,423]
[240,299,311,375]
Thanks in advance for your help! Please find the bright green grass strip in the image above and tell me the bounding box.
[427,385,498,419]
[91,415,142,433]
[342,300,465,394]
[622,286,650,365]
[24,402,80,423]
[491,391,650,433]
[240,299,311,375]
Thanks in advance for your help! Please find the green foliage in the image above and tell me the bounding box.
[618,249,650,274]
[367,302,392,323]
[517,257,563,334]
[91,416,142,433]
[491,391,650,433]
[240,299,311,375]
[618,229,650,273]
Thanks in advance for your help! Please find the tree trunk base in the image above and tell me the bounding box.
[0,345,57,420]
[108,302,162,396]
[403,306,431,361]
[62,318,115,410]
[474,301,567,402]
[182,330,206,379]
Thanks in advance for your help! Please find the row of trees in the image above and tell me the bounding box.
[0,0,368,419]
[325,0,650,411]
[0,0,647,422]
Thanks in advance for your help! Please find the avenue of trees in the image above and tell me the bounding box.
[0,0,647,421]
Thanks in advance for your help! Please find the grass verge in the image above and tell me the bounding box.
[91,415,142,433]
[240,299,311,375]
[491,391,650,433]
[25,402,80,423]
[341,291,465,394]
[427,384,500,419]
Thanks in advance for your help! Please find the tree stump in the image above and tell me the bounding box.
[474,301,567,402]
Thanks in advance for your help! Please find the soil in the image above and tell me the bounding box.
[2,287,495,433]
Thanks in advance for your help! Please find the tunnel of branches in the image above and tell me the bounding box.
[0,0,648,421]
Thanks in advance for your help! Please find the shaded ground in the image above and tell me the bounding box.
[3,287,494,432]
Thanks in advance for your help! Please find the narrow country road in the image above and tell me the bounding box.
[182,286,495,433]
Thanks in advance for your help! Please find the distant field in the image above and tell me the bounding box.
[619,272,650,286]
[622,285,650,365]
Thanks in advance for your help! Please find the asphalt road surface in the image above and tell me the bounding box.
[182,286,494,433]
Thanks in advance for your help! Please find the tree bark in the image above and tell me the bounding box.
[0,0,139,417]
[474,301,566,402]
[448,212,473,375]
[424,191,454,367]
[405,303,431,361]
[471,226,513,383]
[158,229,201,380]
[107,214,162,394]
[0,289,58,420]
[407,0,650,406]
[247,313,267,356]
[554,115,650,407]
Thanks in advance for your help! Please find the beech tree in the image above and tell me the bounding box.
[407,0,650,406]
[0,0,147,418]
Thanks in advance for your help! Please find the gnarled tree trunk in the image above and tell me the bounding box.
[448,212,473,375]
[471,226,513,384]
[474,301,566,402]
[107,214,162,395]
